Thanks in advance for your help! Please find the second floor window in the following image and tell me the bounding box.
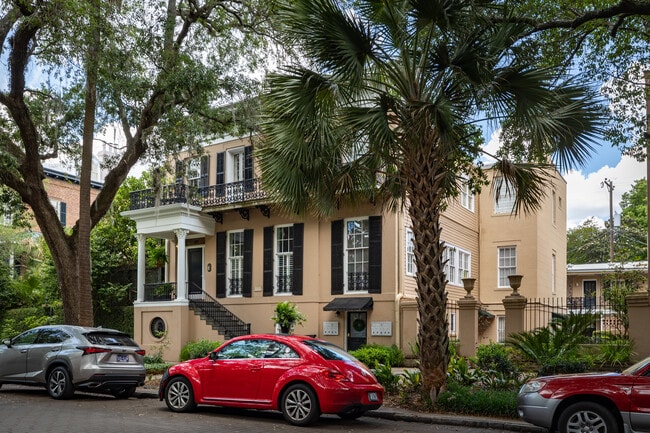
[443,243,471,285]
[50,199,66,226]
[227,231,244,296]
[498,246,517,287]
[494,176,516,214]
[461,180,474,211]
[275,225,294,294]
[406,228,416,276]
[346,218,369,292]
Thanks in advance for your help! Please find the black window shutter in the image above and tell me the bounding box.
[59,202,67,226]
[368,216,382,293]
[175,160,184,184]
[292,223,304,295]
[200,155,209,188]
[244,146,254,179]
[216,152,225,196]
[216,232,226,298]
[331,220,344,295]
[242,229,253,297]
[263,226,274,296]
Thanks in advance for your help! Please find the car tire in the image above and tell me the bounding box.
[558,401,618,433]
[281,383,320,426]
[111,386,136,399]
[337,408,366,420]
[164,377,197,412]
[47,366,75,400]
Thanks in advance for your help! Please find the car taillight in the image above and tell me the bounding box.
[77,346,112,355]
[136,349,146,356]
[324,369,350,382]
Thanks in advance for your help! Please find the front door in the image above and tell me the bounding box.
[583,280,597,309]
[187,247,203,297]
[347,312,367,351]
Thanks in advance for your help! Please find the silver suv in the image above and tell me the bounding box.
[0,325,146,399]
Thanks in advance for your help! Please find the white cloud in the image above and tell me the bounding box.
[565,156,646,229]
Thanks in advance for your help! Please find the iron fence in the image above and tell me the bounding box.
[525,296,627,341]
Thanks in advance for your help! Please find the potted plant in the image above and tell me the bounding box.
[272,301,306,334]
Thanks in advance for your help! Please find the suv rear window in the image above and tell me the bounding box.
[85,332,138,347]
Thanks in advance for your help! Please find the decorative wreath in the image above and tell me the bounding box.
[150,317,166,337]
[352,318,366,332]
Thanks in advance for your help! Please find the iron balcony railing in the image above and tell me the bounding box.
[129,178,267,210]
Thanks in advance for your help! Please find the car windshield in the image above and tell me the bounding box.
[623,356,650,375]
[303,340,358,362]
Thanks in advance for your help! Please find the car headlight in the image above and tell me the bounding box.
[520,380,546,393]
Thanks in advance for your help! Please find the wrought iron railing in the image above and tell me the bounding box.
[188,290,251,339]
[144,282,177,301]
[347,272,369,291]
[276,276,293,294]
[129,179,267,210]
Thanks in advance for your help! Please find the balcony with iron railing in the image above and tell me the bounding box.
[129,178,267,211]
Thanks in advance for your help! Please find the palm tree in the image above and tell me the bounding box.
[257,0,602,401]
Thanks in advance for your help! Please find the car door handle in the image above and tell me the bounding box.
[250,366,261,372]
[20,349,27,354]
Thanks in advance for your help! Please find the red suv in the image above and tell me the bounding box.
[517,356,650,433]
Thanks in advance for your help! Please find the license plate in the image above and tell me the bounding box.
[116,354,129,362]
[368,392,378,402]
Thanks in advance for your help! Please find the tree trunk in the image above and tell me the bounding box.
[75,0,101,326]
[404,143,450,403]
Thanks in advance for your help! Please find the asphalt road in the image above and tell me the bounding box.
[0,384,530,433]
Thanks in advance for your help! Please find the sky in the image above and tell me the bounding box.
[484,130,647,229]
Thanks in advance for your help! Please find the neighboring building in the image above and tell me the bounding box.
[123,135,567,360]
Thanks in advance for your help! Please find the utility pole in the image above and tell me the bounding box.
[601,178,615,262]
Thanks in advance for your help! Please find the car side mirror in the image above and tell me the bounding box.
[209,351,218,361]
[3,339,11,347]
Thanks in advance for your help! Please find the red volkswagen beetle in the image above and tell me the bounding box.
[158,334,383,426]
[517,356,650,433]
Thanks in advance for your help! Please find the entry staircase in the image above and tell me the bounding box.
[188,288,251,339]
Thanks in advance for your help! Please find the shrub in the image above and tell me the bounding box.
[539,358,591,376]
[475,343,518,376]
[596,339,634,368]
[372,363,400,393]
[179,339,221,361]
[350,344,404,368]
[435,381,518,418]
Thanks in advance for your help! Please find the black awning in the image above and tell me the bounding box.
[323,297,374,312]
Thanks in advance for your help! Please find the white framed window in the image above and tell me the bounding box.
[406,228,416,276]
[449,311,457,336]
[49,199,66,226]
[497,316,506,343]
[275,225,294,294]
[443,243,471,286]
[494,177,516,214]
[551,253,556,295]
[498,246,517,288]
[345,217,369,292]
[461,180,474,211]
[186,158,201,188]
[227,147,245,183]
[552,190,556,225]
[227,230,244,296]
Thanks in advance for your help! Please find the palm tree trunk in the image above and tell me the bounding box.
[404,143,450,403]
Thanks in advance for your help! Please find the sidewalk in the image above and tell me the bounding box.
[137,387,544,432]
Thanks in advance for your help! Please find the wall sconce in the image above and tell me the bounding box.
[207,263,212,272]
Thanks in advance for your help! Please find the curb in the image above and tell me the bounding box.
[140,387,542,432]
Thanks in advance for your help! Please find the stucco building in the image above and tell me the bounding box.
[124,135,567,360]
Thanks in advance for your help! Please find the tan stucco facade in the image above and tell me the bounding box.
[125,136,569,361]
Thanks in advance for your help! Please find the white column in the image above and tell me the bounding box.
[175,229,189,300]
[136,234,146,302]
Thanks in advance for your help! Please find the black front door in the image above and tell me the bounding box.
[187,247,203,296]
[347,312,367,351]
